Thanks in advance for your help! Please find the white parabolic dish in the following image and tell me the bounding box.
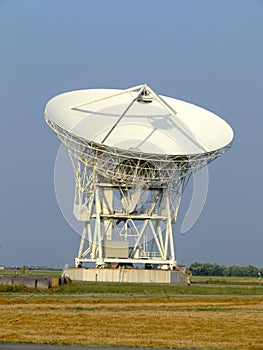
[45,84,234,269]
[45,84,234,157]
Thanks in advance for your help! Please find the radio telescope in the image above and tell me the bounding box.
[45,84,233,270]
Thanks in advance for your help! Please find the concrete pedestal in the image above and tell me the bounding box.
[64,267,185,284]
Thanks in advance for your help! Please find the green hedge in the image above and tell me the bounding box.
[189,262,263,277]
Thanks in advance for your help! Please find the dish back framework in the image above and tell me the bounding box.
[44,84,233,269]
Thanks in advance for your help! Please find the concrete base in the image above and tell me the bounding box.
[63,267,185,284]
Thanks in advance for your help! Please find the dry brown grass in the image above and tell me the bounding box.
[0,296,263,349]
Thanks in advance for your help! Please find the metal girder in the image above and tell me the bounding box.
[47,120,232,269]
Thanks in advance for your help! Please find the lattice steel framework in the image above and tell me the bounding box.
[46,118,231,269]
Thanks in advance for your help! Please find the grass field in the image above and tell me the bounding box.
[0,268,61,277]
[1,280,263,296]
[0,294,262,349]
[0,272,263,349]
[191,275,263,286]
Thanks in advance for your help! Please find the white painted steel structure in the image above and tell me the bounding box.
[45,84,233,269]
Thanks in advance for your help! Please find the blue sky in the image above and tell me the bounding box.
[0,0,262,268]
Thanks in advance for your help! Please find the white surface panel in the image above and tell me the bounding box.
[45,87,234,155]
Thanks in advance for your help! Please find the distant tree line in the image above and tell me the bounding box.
[189,262,263,277]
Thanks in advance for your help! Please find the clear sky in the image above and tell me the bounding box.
[0,0,262,268]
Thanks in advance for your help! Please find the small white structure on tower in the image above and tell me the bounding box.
[44,84,233,274]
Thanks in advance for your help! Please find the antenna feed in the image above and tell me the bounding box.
[137,85,153,104]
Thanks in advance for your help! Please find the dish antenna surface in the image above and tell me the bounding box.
[45,84,233,269]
